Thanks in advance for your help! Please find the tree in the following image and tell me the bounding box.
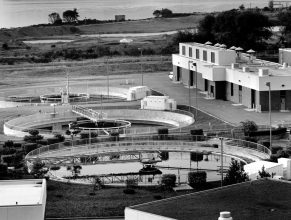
[258,165,271,178]
[240,120,258,136]
[198,14,216,42]
[268,1,274,11]
[24,129,43,143]
[153,10,161,18]
[239,4,245,11]
[161,8,173,18]
[31,159,48,178]
[277,11,291,46]
[223,159,249,185]
[63,8,79,23]
[48,12,62,25]
[2,43,9,50]
[72,165,82,177]
[4,140,14,149]
[0,164,8,179]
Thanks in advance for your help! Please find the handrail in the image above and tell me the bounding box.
[25,134,271,162]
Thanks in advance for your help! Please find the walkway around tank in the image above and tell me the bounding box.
[25,134,271,168]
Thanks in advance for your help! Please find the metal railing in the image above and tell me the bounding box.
[25,134,271,162]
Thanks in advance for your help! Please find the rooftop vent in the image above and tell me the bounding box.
[258,68,269,76]
[243,67,250,72]
[231,63,239,69]
[218,211,233,220]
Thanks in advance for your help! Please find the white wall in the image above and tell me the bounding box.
[244,162,283,180]
[127,86,150,101]
[278,158,291,180]
[141,96,177,111]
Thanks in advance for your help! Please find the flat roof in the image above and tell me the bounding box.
[182,42,230,51]
[129,179,291,220]
[0,179,45,206]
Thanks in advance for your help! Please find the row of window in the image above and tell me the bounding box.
[182,46,216,63]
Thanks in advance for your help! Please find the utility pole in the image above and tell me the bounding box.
[220,137,224,187]
[266,82,272,150]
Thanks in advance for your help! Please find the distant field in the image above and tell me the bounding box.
[0,15,204,42]
[77,15,204,35]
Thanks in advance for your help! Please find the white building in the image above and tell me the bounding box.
[279,48,291,66]
[278,158,291,180]
[141,96,177,111]
[172,42,291,111]
[244,161,283,180]
[0,179,47,220]
[127,86,151,101]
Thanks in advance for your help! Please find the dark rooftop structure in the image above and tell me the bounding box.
[126,179,291,220]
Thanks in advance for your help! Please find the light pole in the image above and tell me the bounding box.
[188,60,193,112]
[194,63,198,119]
[266,82,272,149]
[219,137,224,187]
[106,57,110,99]
[138,48,143,86]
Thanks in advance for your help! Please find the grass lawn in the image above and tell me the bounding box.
[45,180,201,218]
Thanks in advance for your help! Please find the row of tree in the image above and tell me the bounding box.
[48,9,79,24]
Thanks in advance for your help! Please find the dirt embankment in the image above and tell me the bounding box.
[0,25,78,42]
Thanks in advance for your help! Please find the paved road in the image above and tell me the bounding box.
[143,72,291,127]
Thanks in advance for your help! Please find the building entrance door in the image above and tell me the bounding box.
[204,79,208,91]
[251,89,256,109]
[239,85,242,103]
[281,98,286,110]
[189,70,194,86]
[280,90,286,111]
[177,67,181,81]
[210,85,214,98]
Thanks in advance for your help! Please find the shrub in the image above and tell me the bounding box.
[24,143,38,154]
[54,134,65,142]
[153,195,163,200]
[13,143,22,148]
[160,151,169,160]
[2,43,9,50]
[37,139,48,145]
[188,171,207,189]
[50,166,61,171]
[123,188,135,194]
[161,174,176,188]
[271,146,283,154]
[190,129,203,136]
[240,120,258,136]
[212,144,219,148]
[4,140,14,149]
[47,138,60,145]
[126,178,138,189]
[190,152,203,162]
[1,148,17,155]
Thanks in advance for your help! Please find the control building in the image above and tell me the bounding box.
[172,42,291,112]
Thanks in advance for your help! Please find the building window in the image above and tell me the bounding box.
[182,46,185,55]
[189,47,192,57]
[231,83,233,96]
[211,52,215,63]
[203,50,207,61]
[196,49,200,59]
